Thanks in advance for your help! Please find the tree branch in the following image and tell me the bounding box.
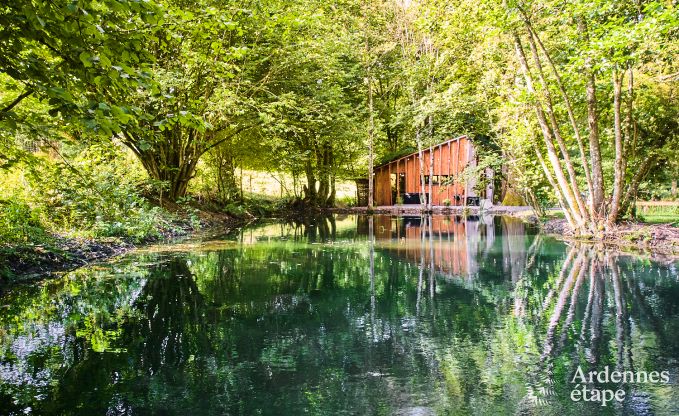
[0,89,34,115]
[199,123,258,156]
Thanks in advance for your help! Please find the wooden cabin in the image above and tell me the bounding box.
[372,136,493,206]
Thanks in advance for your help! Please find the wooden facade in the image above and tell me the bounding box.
[373,136,491,206]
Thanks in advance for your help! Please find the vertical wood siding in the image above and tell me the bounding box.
[373,136,477,206]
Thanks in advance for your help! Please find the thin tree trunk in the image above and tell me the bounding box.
[620,154,658,216]
[304,158,317,203]
[579,19,605,218]
[365,3,375,210]
[428,144,434,210]
[608,70,625,225]
[512,33,584,232]
[523,23,589,223]
[522,18,595,217]
[532,140,576,229]
[368,74,375,209]
[327,174,336,207]
[417,128,426,210]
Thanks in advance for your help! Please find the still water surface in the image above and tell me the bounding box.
[1,215,678,415]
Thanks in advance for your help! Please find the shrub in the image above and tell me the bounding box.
[501,189,526,206]
[336,196,357,208]
[1,143,179,243]
[0,198,48,244]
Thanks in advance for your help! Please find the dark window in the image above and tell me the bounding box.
[424,175,440,185]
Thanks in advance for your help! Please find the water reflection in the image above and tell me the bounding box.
[0,215,677,415]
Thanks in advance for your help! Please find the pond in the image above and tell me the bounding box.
[1,215,678,415]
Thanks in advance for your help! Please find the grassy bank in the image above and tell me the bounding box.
[0,147,243,282]
[0,200,243,282]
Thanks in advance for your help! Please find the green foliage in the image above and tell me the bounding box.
[502,190,527,207]
[223,195,296,219]
[0,198,47,245]
[0,0,162,135]
[376,147,417,167]
[335,196,357,208]
[451,153,504,198]
[0,144,181,243]
[1,0,676,238]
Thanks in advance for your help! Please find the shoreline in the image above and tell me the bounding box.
[3,205,677,284]
[328,206,679,258]
[538,218,679,259]
[0,212,244,285]
[327,205,536,215]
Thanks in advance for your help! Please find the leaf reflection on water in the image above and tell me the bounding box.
[0,214,677,415]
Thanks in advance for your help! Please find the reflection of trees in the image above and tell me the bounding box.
[502,216,530,284]
[287,213,337,242]
[127,258,209,372]
[510,244,679,414]
[0,259,152,414]
[2,216,679,415]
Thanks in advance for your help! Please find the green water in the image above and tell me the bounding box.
[1,215,678,415]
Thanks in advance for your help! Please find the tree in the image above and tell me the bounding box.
[0,0,162,167]
[499,0,678,235]
[252,0,366,207]
[112,3,263,201]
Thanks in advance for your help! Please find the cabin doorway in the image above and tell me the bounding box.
[391,173,406,204]
[398,173,406,203]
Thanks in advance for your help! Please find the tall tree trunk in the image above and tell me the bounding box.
[608,70,625,225]
[304,158,317,204]
[532,141,576,229]
[579,19,606,219]
[368,76,375,209]
[125,141,198,201]
[365,3,375,210]
[417,128,426,209]
[523,22,589,223]
[522,17,595,218]
[512,33,585,233]
[428,144,434,210]
[619,154,658,217]
[317,155,329,205]
[327,174,336,207]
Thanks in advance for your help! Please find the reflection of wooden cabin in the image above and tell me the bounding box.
[358,215,530,280]
[373,136,493,206]
[365,215,494,277]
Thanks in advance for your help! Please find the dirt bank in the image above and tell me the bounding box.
[541,218,679,257]
[0,207,242,283]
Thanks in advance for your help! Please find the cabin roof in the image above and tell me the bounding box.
[374,135,468,169]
